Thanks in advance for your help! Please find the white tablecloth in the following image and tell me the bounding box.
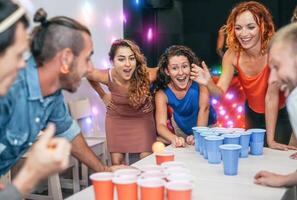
[66,146,297,200]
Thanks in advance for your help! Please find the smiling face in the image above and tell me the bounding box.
[269,42,297,97]
[112,46,137,82]
[0,22,28,96]
[234,11,261,51]
[166,55,191,90]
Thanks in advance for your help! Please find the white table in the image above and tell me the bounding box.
[66,146,297,200]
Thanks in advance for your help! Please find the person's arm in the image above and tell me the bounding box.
[155,90,185,147]
[12,124,71,198]
[70,133,109,172]
[265,83,297,150]
[88,80,113,108]
[254,170,297,187]
[87,68,109,84]
[190,49,235,98]
[197,85,210,126]
[216,25,226,58]
[147,66,159,83]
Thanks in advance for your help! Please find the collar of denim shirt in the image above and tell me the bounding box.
[26,56,44,101]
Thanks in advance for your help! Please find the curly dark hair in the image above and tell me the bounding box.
[153,45,201,92]
[109,39,152,110]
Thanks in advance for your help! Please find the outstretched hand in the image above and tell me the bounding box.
[190,61,212,86]
[254,170,287,187]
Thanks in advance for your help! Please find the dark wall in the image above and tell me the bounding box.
[123,0,296,67]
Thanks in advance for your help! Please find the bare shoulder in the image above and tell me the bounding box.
[222,49,238,68]
[155,90,167,102]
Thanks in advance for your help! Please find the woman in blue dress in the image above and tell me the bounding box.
[153,45,216,147]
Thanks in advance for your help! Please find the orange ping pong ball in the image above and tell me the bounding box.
[152,141,165,153]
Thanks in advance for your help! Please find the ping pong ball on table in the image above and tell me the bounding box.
[152,141,165,153]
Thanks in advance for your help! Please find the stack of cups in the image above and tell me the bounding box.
[219,144,242,176]
[248,129,265,155]
[90,172,114,200]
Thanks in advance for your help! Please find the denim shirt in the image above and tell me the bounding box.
[0,56,80,175]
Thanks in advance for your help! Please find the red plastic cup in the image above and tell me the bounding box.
[166,181,192,200]
[138,178,165,200]
[90,172,114,200]
[155,151,175,165]
[113,175,138,200]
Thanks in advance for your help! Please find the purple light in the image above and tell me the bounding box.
[105,17,111,27]
[225,93,234,100]
[211,99,218,105]
[237,105,243,113]
[121,13,127,23]
[147,28,153,41]
[219,106,224,110]
[92,107,98,115]
[86,117,92,124]
[219,110,226,116]
[111,36,117,43]
[227,120,234,126]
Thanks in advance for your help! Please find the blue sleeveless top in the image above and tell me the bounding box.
[163,82,217,135]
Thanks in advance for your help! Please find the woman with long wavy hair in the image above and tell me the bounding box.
[191,1,297,151]
[87,39,157,165]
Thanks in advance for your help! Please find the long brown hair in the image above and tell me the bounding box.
[226,1,275,54]
[109,39,152,110]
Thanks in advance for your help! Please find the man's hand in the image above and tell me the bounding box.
[13,124,71,197]
[254,170,287,187]
[26,124,71,178]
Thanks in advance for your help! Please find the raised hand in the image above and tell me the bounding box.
[190,61,212,86]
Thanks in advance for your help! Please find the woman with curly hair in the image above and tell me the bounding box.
[87,39,157,164]
[153,45,216,147]
[191,1,296,150]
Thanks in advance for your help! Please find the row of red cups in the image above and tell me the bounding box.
[90,162,193,200]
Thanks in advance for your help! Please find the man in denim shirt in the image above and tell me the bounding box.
[0,8,115,177]
[0,1,71,199]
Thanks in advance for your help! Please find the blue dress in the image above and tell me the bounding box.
[163,81,216,135]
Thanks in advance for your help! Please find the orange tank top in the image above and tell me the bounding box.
[234,54,285,113]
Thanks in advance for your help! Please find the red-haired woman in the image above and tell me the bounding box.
[191,1,297,150]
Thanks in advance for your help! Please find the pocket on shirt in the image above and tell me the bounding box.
[6,128,29,146]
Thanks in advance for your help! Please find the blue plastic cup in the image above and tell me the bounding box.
[250,141,264,155]
[219,144,242,176]
[239,131,251,158]
[192,127,209,153]
[205,136,224,164]
[193,131,200,152]
[200,132,219,159]
[223,133,240,145]
[248,129,266,142]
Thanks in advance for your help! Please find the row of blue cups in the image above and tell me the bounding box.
[192,127,266,175]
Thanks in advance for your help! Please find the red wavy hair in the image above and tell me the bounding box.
[226,1,275,53]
